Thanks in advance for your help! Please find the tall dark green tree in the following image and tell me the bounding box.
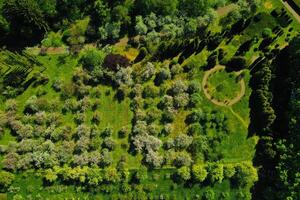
[2,0,52,44]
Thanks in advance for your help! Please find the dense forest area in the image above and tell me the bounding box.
[0,0,300,199]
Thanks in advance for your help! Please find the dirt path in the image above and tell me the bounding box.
[202,65,246,107]
[229,107,248,128]
[217,4,237,16]
[282,0,300,22]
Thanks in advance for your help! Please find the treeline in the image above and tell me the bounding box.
[0,0,261,47]
[252,36,300,199]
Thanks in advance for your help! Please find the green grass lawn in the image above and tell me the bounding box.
[207,70,241,102]
[7,170,248,200]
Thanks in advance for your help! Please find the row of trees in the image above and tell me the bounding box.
[176,162,257,188]
[251,36,300,199]
[0,0,262,47]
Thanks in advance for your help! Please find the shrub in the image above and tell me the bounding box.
[161,123,173,136]
[5,99,18,112]
[52,79,62,92]
[24,96,39,114]
[100,149,112,167]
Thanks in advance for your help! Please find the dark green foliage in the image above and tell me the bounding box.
[226,56,247,72]
[134,0,178,16]
[249,61,275,135]
[3,0,49,44]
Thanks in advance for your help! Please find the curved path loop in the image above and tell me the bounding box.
[202,65,246,107]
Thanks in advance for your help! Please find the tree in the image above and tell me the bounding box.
[174,134,193,150]
[80,49,105,72]
[202,189,215,200]
[174,93,190,108]
[170,80,188,96]
[232,162,258,187]
[103,167,120,183]
[135,16,148,35]
[133,134,162,153]
[3,0,49,43]
[41,31,63,47]
[44,168,58,183]
[132,166,148,184]
[192,164,208,182]
[134,0,178,16]
[98,22,121,41]
[173,152,192,167]
[144,150,163,168]
[0,171,15,191]
[91,0,110,27]
[100,149,112,167]
[179,0,211,17]
[103,138,116,151]
[226,56,247,71]
[142,85,159,98]
[207,163,224,184]
[177,166,191,181]
[141,62,156,81]
[64,17,90,47]
[184,18,198,36]
[223,164,236,179]
[154,68,171,85]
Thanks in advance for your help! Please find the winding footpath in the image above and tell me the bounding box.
[202,65,248,128]
[202,65,246,107]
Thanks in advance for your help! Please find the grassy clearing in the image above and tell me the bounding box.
[206,70,241,102]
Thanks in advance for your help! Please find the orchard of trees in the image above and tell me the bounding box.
[1,0,300,199]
